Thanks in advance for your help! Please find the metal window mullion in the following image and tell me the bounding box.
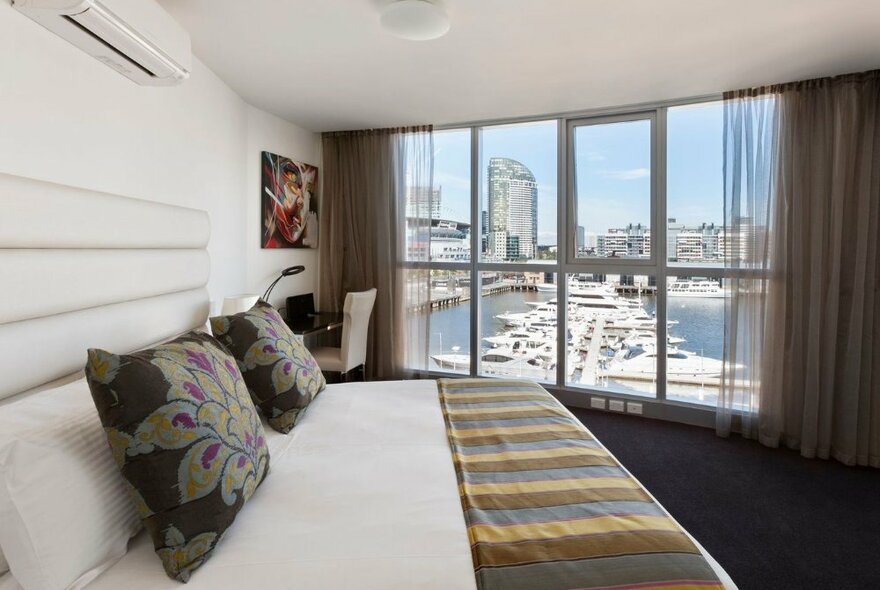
[474,262,559,273]
[406,261,470,271]
[556,118,568,388]
[655,107,668,402]
[469,126,481,378]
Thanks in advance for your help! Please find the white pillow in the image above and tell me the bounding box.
[0,377,141,590]
[0,549,7,574]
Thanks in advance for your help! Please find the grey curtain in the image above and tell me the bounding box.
[720,70,880,467]
[319,126,433,380]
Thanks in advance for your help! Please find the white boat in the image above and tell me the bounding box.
[495,305,557,328]
[542,286,641,313]
[668,279,727,298]
[483,331,554,351]
[432,349,555,380]
[599,344,723,383]
[436,274,719,389]
[536,279,613,294]
[620,330,686,347]
[429,352,470,371]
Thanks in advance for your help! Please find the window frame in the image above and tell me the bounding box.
[414,93,729,421]
[566,111,659,269]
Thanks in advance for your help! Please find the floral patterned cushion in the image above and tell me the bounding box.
[85,331,270,583]
[210,300,325,434]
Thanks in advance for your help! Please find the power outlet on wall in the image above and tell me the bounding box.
[590,397,606,410]
[626,402,643,415]
[609,399,626,412]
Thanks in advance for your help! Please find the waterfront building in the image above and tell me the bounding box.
[405,184,442,219]
[717,229,751,262]
[595,220,733,262]
[487,158,538,260]
[597,223,650,258]
[480,210,489,254]
[429,220,470,261]
[667,219,724,262]
[667,219,686,258]
[675,230,705,261]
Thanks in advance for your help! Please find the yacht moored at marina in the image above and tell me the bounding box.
[668,279,727,298]
[432,349,556,380]
[597,343,723,385]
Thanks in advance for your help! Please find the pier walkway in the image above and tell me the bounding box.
[581,318,605,386]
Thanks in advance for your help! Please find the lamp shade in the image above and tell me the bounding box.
[221,294,260,315]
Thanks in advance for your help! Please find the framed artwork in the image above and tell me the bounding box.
[261,151,319,248]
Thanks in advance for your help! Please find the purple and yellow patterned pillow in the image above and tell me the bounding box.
[85,331,270,582]
[210,300,325,434]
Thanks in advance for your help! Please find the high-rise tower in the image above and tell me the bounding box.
[487,158,538,260]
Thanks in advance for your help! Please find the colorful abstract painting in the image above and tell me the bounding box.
[261,151,319,249]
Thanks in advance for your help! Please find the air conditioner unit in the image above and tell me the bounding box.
[12,0,191,86]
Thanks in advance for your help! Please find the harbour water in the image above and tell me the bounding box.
[426,287,725,404]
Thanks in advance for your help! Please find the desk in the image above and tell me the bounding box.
[287,312,344,337]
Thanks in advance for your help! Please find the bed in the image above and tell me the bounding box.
[0,173,735,590]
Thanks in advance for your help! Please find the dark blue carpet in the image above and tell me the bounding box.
[568,407,880,590]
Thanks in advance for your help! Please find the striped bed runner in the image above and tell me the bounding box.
[437,378,725,590]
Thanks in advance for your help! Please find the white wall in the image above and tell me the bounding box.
[245,106,322,310]
[0,4,320,310]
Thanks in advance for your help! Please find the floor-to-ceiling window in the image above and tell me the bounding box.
[664,101,727,406]
[409,98,731,413]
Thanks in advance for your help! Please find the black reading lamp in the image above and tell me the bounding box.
[262,265,305,303]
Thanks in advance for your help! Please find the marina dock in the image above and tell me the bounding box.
[581,318,605,386]
[411,281,540,312]
[425,276,725,406]
[420,280,654,311]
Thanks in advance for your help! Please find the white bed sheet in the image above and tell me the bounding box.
[84,380,477,590]
[2,379,734,590]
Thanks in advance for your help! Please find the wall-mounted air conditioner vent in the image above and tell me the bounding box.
[13,0,191,86]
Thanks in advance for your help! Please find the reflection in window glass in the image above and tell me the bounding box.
[666,275,728,405]
[424,129,472,262]
[480,121,557,263]
[667,102,724,265]
[573,119,651,259]
[565,274,657,397]
[478,271,558,383]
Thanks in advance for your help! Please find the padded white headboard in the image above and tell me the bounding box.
[0,172,211,400]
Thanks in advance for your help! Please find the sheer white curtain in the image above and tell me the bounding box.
[395,128,434,376]
[718,91,779,440]
[720,71,880,468]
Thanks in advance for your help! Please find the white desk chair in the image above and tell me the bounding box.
[311,288,377,381]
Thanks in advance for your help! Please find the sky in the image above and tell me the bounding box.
[432,101,724,248]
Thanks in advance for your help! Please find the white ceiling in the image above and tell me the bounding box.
[158,0,880,132]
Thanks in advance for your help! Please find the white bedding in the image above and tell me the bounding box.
[1,379,734,590]
[86,380,476,590]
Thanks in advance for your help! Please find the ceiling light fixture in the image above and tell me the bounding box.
[380,0,450,41]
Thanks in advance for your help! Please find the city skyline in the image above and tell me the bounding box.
[432,102,725,246]
[407,187,733,262]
